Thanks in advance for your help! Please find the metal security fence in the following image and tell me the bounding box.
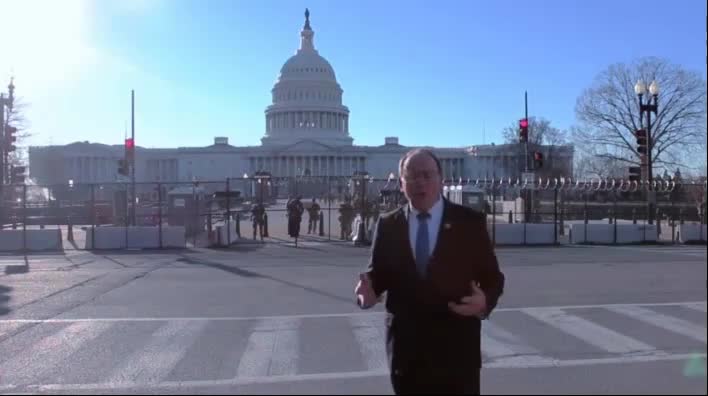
[0,176,705,251]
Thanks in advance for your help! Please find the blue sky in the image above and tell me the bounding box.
[2,0,706,149]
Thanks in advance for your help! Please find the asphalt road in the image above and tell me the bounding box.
[0,243,706,394]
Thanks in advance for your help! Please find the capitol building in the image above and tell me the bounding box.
[29,10,573,194]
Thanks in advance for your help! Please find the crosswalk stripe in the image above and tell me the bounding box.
[606,305,707,343]
[0,321,112,384]
[3,301,706,324]
[349,315,388,371]
[235,317,300,378]
[481,320,554,366]
[521,307,655,354]
[108,320,208,385]
[21,353,707,392]
[682,302,707,313]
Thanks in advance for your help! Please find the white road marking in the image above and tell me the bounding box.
[682,302,707,313]
[349,315,388,371]
[22,353,707,392]
[521,307,655,353]
[235,317,300,378]
[2,301,705,324]
[607,305,707,343]
[481,320,555,366]
[108,320,208,385]
[0,321,112,384]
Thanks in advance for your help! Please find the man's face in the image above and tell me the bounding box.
[400,152,442,212]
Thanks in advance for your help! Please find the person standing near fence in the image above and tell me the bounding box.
[355,148,505,394]
[307,198,321,234]
[251,202,266,240]
[287,196,305,238]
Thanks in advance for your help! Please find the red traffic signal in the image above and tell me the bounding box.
[125,138,135,150]
[518,118,529,143]
[533,151,544,168]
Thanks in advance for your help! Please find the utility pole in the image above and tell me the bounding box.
[1,92,5,186]
[524,91,529,173]
[131,90,136,226]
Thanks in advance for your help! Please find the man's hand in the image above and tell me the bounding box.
[448,281,488,319]
[355,273,378,309]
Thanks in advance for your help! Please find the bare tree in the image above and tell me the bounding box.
[573,143,628,179]
[574,57,707,174]
[4,96,31,167]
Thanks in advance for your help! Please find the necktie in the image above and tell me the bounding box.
[415,212,430,277]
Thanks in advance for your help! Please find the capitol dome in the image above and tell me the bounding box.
[262,9,353,147]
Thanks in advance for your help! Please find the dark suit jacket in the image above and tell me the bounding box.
[364,198,505,376]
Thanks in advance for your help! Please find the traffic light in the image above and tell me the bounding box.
[117,159,129,176]
[634,129,648,155]
[4,125,18,153]
[125,138,135,162]
[628,166,642,181]
[519,118,529,143]
[533,151,544,169]
[10,165,25,184]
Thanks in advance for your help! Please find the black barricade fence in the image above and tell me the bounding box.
[1,177,704,249]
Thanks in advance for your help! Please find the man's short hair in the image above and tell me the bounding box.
[398,148,443,177]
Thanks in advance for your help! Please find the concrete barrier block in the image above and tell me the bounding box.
[570,224,614,244]
[0,230,23,251]
[679,224,708,243]
[88,227,127,249]
[616,224,658,244]
[0,229,62,251]
[488,224,556,245]
[216,222,239,246]
[162,226,186,248]
[570,224,659,244]
[86,226,185,249]
[27,229,63,250]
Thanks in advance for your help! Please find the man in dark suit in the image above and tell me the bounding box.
[355,149,505,395]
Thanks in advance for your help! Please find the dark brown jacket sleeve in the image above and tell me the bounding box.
[364,217,389,297]
[473,215,505,317]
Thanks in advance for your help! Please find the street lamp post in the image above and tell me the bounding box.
[634,80,660,224]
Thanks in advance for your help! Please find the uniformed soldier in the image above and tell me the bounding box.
[287,196,305,238]
[307,198,321,234]
[251,202,266,240]
[338,200,355,240]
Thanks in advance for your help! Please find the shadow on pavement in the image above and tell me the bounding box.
[3,256,29,276]
[176,254,354,304]
[0,284,12,316]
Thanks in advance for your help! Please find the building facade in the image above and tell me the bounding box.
[28,10,573,191]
